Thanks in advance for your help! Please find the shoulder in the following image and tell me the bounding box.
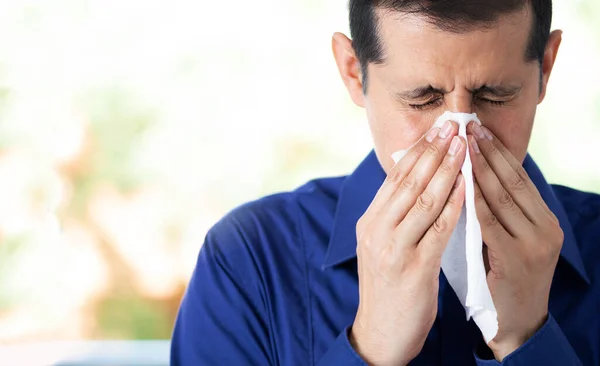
[200,176,346,276]
[552,185,600,260]
[552,184,600,222]
[211,175,345,241]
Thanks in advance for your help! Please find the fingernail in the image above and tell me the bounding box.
[449,136,461,156]
[472,123,486,140]
[470,136,481,154]
[425,128,440,143]
[438,120,453,139]
[454,174,463,188]
[483,126,494,141]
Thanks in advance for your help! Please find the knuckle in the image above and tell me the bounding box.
[356,216,368,235]
[553,226,565,244]
[378,245,396,271]
[432,215,448,234]
[388,166,405,184]
[425,142,443,158]
[487,144,500,157]
[474,186,485,201]
[516,166,530,182]
[498,190,515,209]
[357,225,378,250]
[488,251,506,279]
[480,159,492,174]
[544,230,564,258]
[508,173,527,192]
[400,175,417,192]
[438,160,454,175]
[358,232,374,249]
[483,211,499,227]
[479,158,492,173]
[415,191,435,213]
[548,211,561,226]
[446,192,458,206]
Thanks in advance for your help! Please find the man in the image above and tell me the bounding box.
[171,1,600,365]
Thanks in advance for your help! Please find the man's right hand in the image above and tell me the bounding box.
[350,120,466,366]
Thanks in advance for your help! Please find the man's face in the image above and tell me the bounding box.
[334,8,560,173]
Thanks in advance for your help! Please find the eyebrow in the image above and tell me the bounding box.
[395,86,447,100]
[471,85,522,97]
[395,84,522,101]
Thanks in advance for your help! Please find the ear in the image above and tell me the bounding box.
[331,32,366,108]
[538,30,562,103]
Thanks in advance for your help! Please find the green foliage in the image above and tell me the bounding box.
[68,86,157,217]
[95,293,172,339]
[0,234,28,311]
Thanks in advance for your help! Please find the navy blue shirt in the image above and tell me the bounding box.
[171,151,600,365]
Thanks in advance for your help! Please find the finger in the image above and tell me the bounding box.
[473,180,512,251]
[467,122,554,221]
[364,127,443,221]
[396,136,466,246]
[468,135,530,237]
[479,125,556,223]
[417,172,465,261]
[378,120,460,229]
[465,121,537,199]
[469,123,550,225]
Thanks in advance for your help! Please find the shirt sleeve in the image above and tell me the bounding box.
[316,326,368,366]
[474,314,582,366]
[170,217,273,366]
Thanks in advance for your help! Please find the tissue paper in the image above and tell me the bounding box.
[391,111,498,343]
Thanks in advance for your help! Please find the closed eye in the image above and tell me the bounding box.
[409,96,508,110]
[409,98,443,110]
[475,96,507,106]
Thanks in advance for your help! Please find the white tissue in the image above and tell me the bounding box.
[391,111,498,343]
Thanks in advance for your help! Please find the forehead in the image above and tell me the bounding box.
[373,7,533,84]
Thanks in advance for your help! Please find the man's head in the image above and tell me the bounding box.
[332,0,561,172]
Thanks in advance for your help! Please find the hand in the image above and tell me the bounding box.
[467,123,562,361]
[350,121,466,366]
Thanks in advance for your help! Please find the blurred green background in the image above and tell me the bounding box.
[0,0,598,350]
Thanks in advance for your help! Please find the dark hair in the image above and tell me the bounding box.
[349,0,552,93]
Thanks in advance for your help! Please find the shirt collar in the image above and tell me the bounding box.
[322,150,590,283]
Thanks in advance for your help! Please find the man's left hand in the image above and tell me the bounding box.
[466,122,563,361]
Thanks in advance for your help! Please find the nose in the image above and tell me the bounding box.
[445,90,473,114]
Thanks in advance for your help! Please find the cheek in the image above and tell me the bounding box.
[479,109,535,162]
[366,105,436,173]
[364,74,438,173]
